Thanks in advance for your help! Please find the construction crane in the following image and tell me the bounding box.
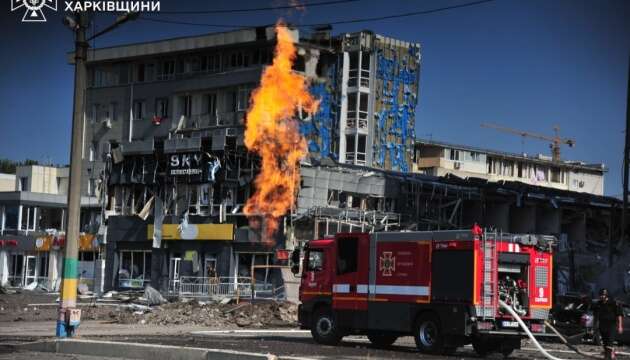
[480,123,575,162]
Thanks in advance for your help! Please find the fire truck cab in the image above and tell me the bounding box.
[293,228,555,356]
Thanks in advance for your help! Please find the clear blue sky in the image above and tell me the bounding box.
[0,0,628,196]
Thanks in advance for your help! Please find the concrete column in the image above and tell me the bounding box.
[485,202,510,232]
[48,250,61,291]
[1,205,5,235]
[0,250,8,286]
[510,205,536,233]
[536,207,562,235]
[17,205,23,232]
[93,258,105,295]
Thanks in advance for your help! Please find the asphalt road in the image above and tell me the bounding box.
[2,322,628,359]
[88,329,627,360]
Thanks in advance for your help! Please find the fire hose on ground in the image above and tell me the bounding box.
[498,299,604,360]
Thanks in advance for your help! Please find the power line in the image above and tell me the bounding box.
[139,0,496,29]
[160,0,362,15]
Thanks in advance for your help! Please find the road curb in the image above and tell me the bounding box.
[17,338,281,360]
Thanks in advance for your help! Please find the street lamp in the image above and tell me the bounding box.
[57,10,136,338]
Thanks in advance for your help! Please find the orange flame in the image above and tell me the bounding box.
[244,23,319,243]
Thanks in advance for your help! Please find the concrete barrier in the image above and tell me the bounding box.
[17,338,277,360]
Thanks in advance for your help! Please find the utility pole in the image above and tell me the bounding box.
[621,57,630,267]
[58,9,137,338]
[57,10,89,338]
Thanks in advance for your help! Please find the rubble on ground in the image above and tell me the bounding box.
[0,291,297,328]
[112,300,298,328]
[143,286,167,306]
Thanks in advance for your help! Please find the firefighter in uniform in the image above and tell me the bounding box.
[593,288,623,359]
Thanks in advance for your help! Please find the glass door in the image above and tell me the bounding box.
[169,257,181,293]
[23,255,37,287]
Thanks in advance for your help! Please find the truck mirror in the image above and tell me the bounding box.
[291,249,300,265]
[291,263,300,275]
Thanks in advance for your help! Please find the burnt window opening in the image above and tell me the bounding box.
[337,237,358,275]
[255,27,266,41]
[315,60,325,77]
[293,55,305,72]
[349,52,359,70]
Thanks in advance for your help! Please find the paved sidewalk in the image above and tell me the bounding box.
[0,321,208,338]
[0,350,127,360]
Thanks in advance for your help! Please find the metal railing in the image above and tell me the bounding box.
[167,276,274,299]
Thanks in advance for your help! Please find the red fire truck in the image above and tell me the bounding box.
[292,227,555,356]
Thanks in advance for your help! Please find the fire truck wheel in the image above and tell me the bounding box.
[311,308,341,345]
[367,333,398,348]
[414,313,444,354]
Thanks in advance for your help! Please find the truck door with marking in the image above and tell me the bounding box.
[333,234,369,329]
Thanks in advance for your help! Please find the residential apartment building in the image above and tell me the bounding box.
[0,165,100,290]
[413,139,606,196]
[0,174,15,192]
[78,25,421,294]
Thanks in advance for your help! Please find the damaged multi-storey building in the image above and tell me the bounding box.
[80,23,626,301]
[0,165,101,291]
[80,25,420,296]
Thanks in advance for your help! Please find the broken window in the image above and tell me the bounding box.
[203,93,217,116]
[136,63,145,82]
[4,206,19,231]
[337,237,357,275]
[327,190,340,206]
[90,104,100,123]
[106,103,117,122]
[358,92,368,126]
[357,135,366,164]
[178,95,192,118]
[345,135,356,163]
[158,60,175,80]
[360,52,370,86]
[450,149,460,161]
[293,54,305,72]
[361,52,370,71]
[551,168,563,183]
[349,52,359,70]
[89,141,98,162]
[118,250,151,288]
[201,54,221,72]
[517,162,524,178]
[133,100,146,120]
[503,160,514,176]
[237,86,253,112]
[155,98,169,118]
[8,254,23,286]
[38,253,49,278]
[347,93,358,126]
